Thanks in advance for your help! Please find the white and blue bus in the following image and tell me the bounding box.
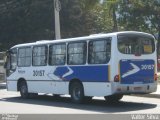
[5,31,158,103]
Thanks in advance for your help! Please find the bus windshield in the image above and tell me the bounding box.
[118,33,155,55]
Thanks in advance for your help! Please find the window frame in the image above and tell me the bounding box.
[18,47,32,67]
[88,38,111,65]
[67,41,87,65]
[49,43,66,66]
[32,45,48,66]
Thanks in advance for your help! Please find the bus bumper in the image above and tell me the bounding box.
[112,82,157,94]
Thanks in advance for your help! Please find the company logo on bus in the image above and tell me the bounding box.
[122,63,140,78]
[121,60,155,79]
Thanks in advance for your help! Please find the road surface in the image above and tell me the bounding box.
[0,89,160,114]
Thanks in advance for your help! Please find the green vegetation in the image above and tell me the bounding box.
[0,0,160,51]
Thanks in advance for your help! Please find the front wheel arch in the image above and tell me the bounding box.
[17,79,38,98]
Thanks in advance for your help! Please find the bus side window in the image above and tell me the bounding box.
[68,42,86,65]
[18,47,31,67]
[33,46,48,66]
[88,38,111,64]
[49,43,66,65]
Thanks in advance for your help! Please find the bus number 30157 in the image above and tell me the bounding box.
[141,65,154,70]
[33,70,45,76]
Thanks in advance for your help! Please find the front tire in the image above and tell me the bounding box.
[70,82,84,104]
[20,81,29,99]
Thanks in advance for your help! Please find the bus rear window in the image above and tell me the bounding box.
[118,34,155,55]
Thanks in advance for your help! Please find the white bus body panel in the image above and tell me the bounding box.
[7,65,113,96]
[7,81,17,91]
[83,82,112,96]
[27,81,69,95]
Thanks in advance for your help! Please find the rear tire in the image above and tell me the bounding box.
[70,82,84,104]
[104,94,123,103]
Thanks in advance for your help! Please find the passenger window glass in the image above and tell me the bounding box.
[49,44,66,65]
[89,38,111,64]
[68,42,86,65]
[33,46,47,66]
[18,47,31,67]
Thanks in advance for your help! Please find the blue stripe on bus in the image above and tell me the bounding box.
[54,65,109,82]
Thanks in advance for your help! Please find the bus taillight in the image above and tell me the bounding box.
[114,75,120,82]
[154,74,158,81]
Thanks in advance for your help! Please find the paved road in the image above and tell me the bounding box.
[0,89,160,114]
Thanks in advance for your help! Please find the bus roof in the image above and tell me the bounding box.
[11,31,154,49]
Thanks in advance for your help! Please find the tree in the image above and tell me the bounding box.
[0,0,100,51]
[91,2,113,33]
[0,0,55,51]
[117,0,160,54]
[104,0,119,32]
[118,0,160,33]
[60,0,99,38]
[92,0,121,33]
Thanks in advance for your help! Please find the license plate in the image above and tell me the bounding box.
[134,87,142,91]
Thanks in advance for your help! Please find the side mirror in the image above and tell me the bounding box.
[3,51,9,69]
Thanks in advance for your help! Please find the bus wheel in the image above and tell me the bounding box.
[20,81,29,99]
[70,82,84,104]
[104,94,123,103]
